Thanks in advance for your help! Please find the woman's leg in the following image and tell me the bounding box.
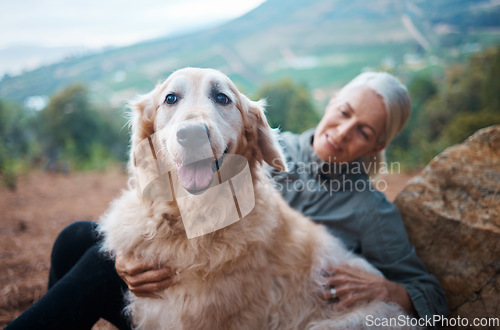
[48,221,102,288]
[6,221,132,330]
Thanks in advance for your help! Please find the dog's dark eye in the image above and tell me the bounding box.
[215,93,231,105]
[165,93,178,105]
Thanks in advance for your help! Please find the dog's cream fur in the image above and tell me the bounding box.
[99,68,409,329]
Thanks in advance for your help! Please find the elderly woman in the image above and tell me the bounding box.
[7,72,448,329]
[271,72,447,317]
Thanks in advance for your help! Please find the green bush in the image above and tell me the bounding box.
[440,110,500,145]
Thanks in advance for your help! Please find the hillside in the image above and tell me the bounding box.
[1,0,499,108]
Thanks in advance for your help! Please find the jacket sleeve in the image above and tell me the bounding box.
[359,197,449,319]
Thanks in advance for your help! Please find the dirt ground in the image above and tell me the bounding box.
[0,169,414,328]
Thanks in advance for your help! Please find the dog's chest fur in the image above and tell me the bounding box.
[100,168,340,329]
[101,171,410,329]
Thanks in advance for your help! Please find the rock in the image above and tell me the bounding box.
[394,125,500,324]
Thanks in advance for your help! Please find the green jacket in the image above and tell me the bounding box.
[269,129,448,320]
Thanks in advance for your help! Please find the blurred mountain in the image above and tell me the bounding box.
[0,45,91,77]
[1,0,499,107]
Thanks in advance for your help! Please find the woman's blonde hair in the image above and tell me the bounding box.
[338,72,411,176]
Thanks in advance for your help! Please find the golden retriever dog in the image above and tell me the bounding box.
[99,68,409,329]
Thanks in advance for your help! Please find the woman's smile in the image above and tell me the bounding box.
[325,133,343,153]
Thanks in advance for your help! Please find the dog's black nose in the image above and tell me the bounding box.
[177,124,209,147]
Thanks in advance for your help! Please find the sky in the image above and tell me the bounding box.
[1,0,266,48]
[0,0,266,75]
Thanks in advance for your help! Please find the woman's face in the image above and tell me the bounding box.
[313,86,386,163]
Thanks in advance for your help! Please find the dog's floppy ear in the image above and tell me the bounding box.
[247,99,287,172]
[130,90,157,143]
[128,89,159,191]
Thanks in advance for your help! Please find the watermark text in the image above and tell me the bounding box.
[365,314,500,328]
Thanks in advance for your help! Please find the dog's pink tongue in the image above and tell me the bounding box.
[177,162,213,191]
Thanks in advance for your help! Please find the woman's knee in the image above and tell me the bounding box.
[53,221,100,253]
[49,221,100,285]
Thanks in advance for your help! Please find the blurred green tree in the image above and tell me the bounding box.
[389,72,438,155]
[390,46,500,169]
[41,84,98,160]
[480,47,500,113]
[255,78,320,133]
[408,73,438,112]
[39,84,128,169]
[438,47,500,144]
[0,99,38,189]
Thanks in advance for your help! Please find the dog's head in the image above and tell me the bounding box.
[130,67,286,194]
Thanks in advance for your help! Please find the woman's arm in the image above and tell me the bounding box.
[357,198,449,318]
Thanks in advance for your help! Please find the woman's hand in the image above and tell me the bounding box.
[321,264,415,314]
[115,252,176,299]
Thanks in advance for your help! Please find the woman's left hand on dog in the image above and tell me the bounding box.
[115,253,176,299]
[321,264,415,314]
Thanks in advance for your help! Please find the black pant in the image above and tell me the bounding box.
[6,221,132,330]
